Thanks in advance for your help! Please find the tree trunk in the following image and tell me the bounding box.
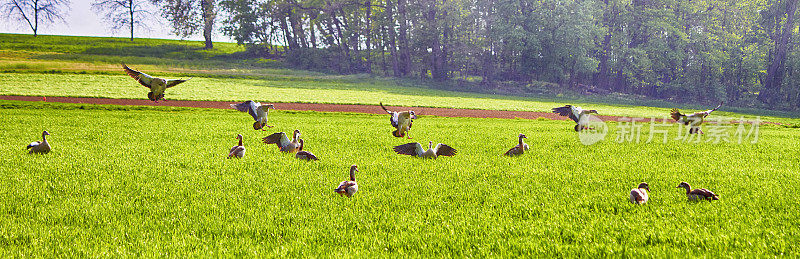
[761,0,799,105]
[396,0,411,76]
[364,0,372,73]
[201,0,215,49]
[33,0,38,37]
[129,0,134,41]
[385,0,401,76]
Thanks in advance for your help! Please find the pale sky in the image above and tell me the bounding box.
[0,0,232,42]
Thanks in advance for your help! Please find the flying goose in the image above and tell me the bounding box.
[228,134,245,158]
[393,141,457,159]
[122,63,190,102]
[334,165,359,197]
[381,102,416,138]
[26,131,51,154]
[504,133,529,156]
[262,130,302,153]
[552,105,599,131]
[295,139,318,161]
[629,182,650,204]
[676,182,719,201]
[230,101,275,130]
[670,102,724,134]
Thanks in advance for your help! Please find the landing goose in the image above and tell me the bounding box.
[393,141,457,159]
[230,101,275,130]
[262,130,302,153]
[552,105,599,131]
[122,63,190,102]
[670,102,724,134]
[381,102,416,138]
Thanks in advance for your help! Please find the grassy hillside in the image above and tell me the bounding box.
[0,100,798,256]
[2,33,799,122]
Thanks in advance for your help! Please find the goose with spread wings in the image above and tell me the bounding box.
[230,101,275,130]
[670,102,723,134]
[122,63,190,102]
[552,105,598,132]
[393,141,457,159]
[262,130,302,153]
[381,102,416,138]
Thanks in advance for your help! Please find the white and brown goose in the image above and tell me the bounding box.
[230,101,275,130]
[26,131,51,154]
[228,134,245,158]
[504,133,529,156]
[381,102,416,138]
[670,102,724,134]
[122,63,190,102]
[334,165,359,197]
[295,139,318,161]
[676,182,719,201]
[629,182,650,204]
[263,130,302,153]
[552,105,599,131]
[393,141,457,159]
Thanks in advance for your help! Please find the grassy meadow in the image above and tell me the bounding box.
[1,100,798,256]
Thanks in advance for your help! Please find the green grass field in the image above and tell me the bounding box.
[1,100,798,256]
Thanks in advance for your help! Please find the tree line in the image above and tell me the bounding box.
[5,0,800,109]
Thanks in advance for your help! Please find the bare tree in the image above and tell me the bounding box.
[151,0,216,49]
[2,0,70,37]
[92,0,153,41]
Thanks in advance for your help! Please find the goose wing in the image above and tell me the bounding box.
[434,143,457,157]
[230,101,260,121]
[229,146,245,156]
[393,142,424,156]
[670,108,686,123]
[122,63,157,89]
[27,141,41,149]
[263,132,290,148]
[690,188,718,199]
[390,112,400,128]
[552,105,580,123]
[296,150,318,160]
[166,78,190,88]
[696,102,724,118]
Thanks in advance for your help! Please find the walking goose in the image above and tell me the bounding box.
[228,134,245,158]
[263,130,302,152]
[670,102,724,134]
[504,133,529,156]
[230,101,275,130]
[552,105,599,131]
[381,102,416,138]
[334,165,359,197]
[26,131,51,154]
[122,63,190,102]
[295,139,318,161]
[629,182,650,204]
[393,141,457,159]
[676,182,719,201]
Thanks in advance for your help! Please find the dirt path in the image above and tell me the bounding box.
[0,95,777,125]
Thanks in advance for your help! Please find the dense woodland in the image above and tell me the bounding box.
[212,0,800,109]
[6,0,800,109]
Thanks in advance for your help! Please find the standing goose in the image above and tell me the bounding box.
[26,131,51,154]
[676,182,719,201]
[230,101,275,130]
[262,130,302,153]
[552,105,599,131]
[381,102,417,138]
[122,63,190,102]
[393,141,457,159]
[334,165,359,197]
[629,182,650,204]
[504,133,529,156]
[228,134,245,158]
[670,102,724,134]
[295,139,318,161]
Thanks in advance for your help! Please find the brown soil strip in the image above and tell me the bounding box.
[0,95,778,124]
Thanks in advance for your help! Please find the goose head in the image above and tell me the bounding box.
[236,134,243,140]
[42,131,50,136]
[676,182,691,191]
[518,133,527,139]
[409,110,417,119]
[428,141,433,150]
[265,104,275,109]
[349,165,358,180]
[298,139,304,151]
[587,110,599,114]
[637,182,650,192]
[293,130,301,140]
